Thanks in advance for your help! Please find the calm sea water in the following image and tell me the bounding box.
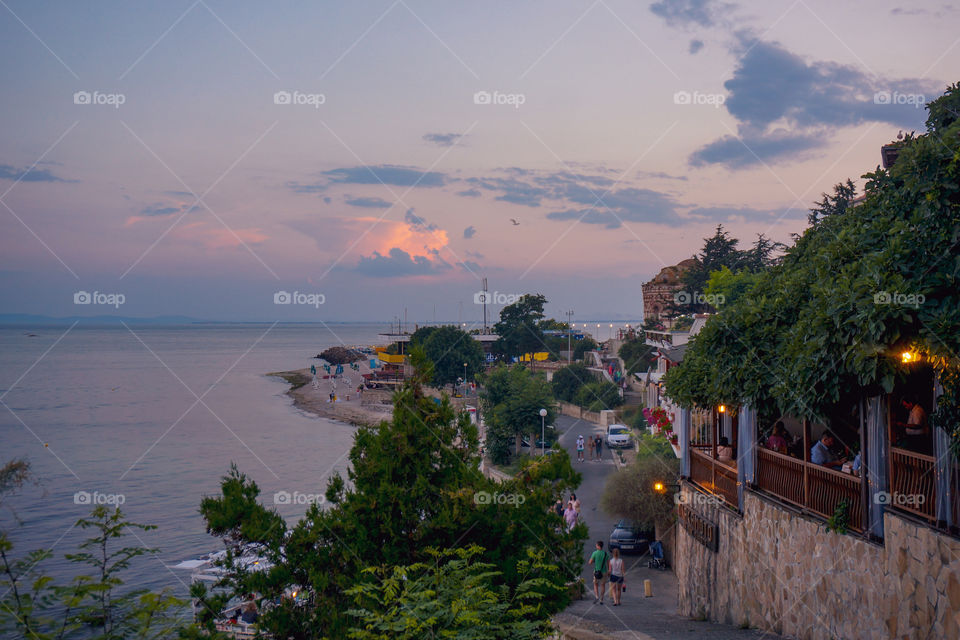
[0,323,389,599]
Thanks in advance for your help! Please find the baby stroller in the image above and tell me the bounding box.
[647,540,668,570]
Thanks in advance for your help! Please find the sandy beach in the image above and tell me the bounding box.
[269,368,394,428]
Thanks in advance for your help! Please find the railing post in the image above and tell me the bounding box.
[802,419,810,509]
[680,408,691,478]
[866,395,890,539]
[933,376,952,528]
[737,405,755,511]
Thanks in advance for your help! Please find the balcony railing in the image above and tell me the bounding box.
[889,446,936,522]
[689,447,738,509]
[755,447,863,533]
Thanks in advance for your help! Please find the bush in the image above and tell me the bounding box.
[574,381,623,412]
[600,454,679,530]
[551,362,592,402]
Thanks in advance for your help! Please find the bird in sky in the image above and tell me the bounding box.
[510,219,520,226]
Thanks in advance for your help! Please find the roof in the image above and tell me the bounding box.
[659,343,688,364]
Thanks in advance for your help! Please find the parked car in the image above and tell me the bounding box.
[609,518,653,554]
[606,424,632,448]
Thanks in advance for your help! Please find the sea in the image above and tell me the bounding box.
[0,322,391,604]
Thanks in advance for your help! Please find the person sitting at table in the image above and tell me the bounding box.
[765,421,789,454]
[811,432,846,469]
[716,436,734,462]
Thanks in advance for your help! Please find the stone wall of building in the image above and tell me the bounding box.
[674,482,960,639]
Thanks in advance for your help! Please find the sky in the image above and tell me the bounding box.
[0,0,956,323]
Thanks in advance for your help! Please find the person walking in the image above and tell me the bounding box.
[576,435,585,462]
[595,434,603,461]
[608,548,625,605]
[588,541,609,605]
[570,493,581,516]
[563,501,578,532]
[588,435,595,461]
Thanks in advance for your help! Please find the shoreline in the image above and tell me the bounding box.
[268,368,393,429]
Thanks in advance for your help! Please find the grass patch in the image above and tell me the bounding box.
[269,370,311,391]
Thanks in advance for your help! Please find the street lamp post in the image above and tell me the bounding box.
[463,363,468,394]
[539,408,548,456]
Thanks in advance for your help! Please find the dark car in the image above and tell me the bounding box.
[608,518,653,554]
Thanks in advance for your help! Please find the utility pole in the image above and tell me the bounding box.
[482,277,488,334]
[565,310,574,363]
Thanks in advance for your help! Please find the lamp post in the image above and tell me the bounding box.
[539,408,548,456]
[565,310,574,363]
[463,362,468,394]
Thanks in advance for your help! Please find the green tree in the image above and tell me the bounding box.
[346,546,550,640]
[663,81,960,440]
[807,179,857,226]
[197,354,582,637]
[600,454,679,531]
[1,501,182,640]
[572,336,598,361]
[618,337,656,376]
[574,381,623,412]
[416,325,485,388]
[551,362,593,402]
[704,265,761,309]
[493,294,547,360]
[481,364,556,460]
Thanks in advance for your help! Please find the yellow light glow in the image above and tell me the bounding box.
[718,405,726,413]
[901,351,918,363]
[653,482,665,493]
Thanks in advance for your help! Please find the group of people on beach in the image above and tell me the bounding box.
[574,434,604,462]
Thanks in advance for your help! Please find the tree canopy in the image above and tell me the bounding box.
[482,364,556,463]
[411,324,485,387]
[197,355,581,637]
[493,294,547,360]
[664,82,960,442]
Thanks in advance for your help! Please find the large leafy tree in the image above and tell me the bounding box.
[415,324,485,388]
[551,362,593,402]
[618,337,656,376]
[664,82,960,444]
[482,364,556,460]
[493,294,547,360]
[197,352,582,637]
[808,179,857,226]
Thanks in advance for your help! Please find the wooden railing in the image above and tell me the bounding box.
[756,448,805,506]
[688,447,738,509]
[807,464,863,532]
[889,447,936,521]
[755,447,863,533]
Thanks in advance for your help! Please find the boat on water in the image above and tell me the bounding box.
[172,547,305,639]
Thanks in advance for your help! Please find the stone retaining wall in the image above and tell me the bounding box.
[674,481,960,639]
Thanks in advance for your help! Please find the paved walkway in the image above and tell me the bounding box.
[553,415,784,639]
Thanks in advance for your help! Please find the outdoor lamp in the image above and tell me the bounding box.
[653,482,666,493]
[718,405,726,413]
[901,351,918,364]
